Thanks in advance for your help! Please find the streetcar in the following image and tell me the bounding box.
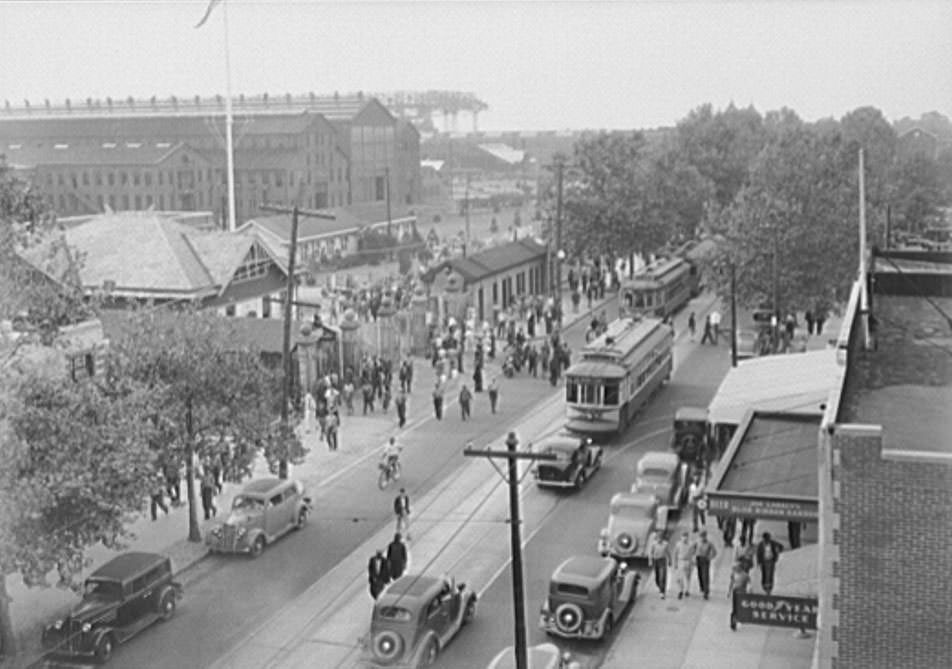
[564,317,674,437]
[617,238,716,319]
[618,257,694,319]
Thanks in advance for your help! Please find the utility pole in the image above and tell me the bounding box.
[260,203,335,478]
[730,261,738,367]
[385,167,393,239]
[554,160,564,325]
[464,434,556,669]
[464,172,471,258]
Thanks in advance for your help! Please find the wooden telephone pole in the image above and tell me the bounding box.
[259,203,335,478]
[463,433,556,669]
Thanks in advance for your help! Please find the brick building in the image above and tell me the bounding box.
[816,249,952,668]
[0,93,420,223]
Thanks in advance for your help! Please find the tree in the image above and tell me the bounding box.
[109,309,304,543]
[0,348,154,659]
[707,117,859,314]
[676,103,766,210]
[888,153,945,233]
[0,160,93,334]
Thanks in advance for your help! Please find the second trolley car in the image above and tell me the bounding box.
[565,317,674,437]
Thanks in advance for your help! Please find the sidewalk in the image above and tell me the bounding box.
[6,286,612,666]
[601,520,818,669]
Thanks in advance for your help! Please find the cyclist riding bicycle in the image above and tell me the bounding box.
[382,437,402,472]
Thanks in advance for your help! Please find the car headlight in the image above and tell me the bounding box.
[81,622,92,633]
[210,526,222,537]
[53,619,64,630]
[236,527,247,538]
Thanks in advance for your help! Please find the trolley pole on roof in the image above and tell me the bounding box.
[464,433,556,669]
[260,202,336,478]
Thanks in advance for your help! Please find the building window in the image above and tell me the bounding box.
[46,173,53,186]
[492,282,498,305]
[95,172,102,186]
[82,172,89,186]
[133,172,140,186]
[133,195,141,209]
[159,171,164,186]
[159,194,165,209]
[121,194,130,209]
[57,173,64,186]
[144,172,152,186]
[108,194,116,209]
[146,195,153,207]
[375,176,385,201]
[108,172,115,186]
[58,194,66,211]
[97,194,104,210]
[120,171,128,185]
[276,172,284,187]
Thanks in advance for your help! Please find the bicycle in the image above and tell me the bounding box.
[378,457,402,490]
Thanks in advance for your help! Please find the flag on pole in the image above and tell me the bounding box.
[194,0,223,28]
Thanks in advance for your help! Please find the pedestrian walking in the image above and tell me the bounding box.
[740,517,756,545]
[804,310,815,336]
[700,314,713,345]
[393,488,411,540]
[487,377,500,414]
[673,531,696,599]
[721,514,737,547]
[395,388,408,428]
[150,473,169,521]
[303,392,316,433]
[432,381,444,420]
[382,385,392,412]
[459,384,473,421]
[316,398,329,442]
[386,533,408,581]
[728,561,751,599]
[733,535,756,572]
[688,475,707,531]
[647,532,671,599]
[688,311,696,341]
[694,530,718,599]
[473,363,484,393]
[710,309,722,344]
[200,468,218,520]
[343,380,355,415]
[361,381,375,414]
[368,550,390,600]
[755,532,784,595]
[326,410,340,451]
[163,458,181,505]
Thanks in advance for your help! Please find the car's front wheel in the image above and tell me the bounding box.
[420,637,439,666]
[94,634,115,663]
[250,535,266,558]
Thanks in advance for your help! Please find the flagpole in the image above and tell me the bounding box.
[223,0,237,232]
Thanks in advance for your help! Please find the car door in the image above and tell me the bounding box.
[424,593,451,641]
[266,491,286,538]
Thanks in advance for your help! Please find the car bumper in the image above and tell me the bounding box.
[205,536,252,553]
[535,478,576,488]
[539,614,604,639]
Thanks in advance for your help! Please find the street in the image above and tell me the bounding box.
[104,304,601,668]
[434,319,729,668]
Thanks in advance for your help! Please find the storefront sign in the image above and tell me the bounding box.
[732,593,818,630]
[706,494,817,520]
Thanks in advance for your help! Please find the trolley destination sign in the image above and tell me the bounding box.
[732,593,819,630]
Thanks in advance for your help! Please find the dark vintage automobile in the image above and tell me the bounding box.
[41,552,182,663]
[532,434,603,490]
[205,478,312,557]
[632,450,691,511]
[671,406,709,464]
[361,574,477,668]
[540,555,638,641]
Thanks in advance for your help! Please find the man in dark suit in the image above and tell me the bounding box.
[386,534,408,581]
[755,532,784,595]
[368,550,390,600]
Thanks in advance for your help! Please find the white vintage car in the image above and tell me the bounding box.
[600,491,669,562]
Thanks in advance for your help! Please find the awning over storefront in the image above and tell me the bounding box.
[707,348,842,427]
[707,411,821,521]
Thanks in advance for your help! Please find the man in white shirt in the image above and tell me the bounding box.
[709,310,722,344]
[689,475,707,531]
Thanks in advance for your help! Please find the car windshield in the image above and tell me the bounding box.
[639,468,670,480]
[232,495,265,511]
[83,579,122,600]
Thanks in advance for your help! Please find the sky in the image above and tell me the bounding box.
[0,0,950,132]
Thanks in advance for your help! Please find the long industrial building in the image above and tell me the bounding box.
[0,93,421,225]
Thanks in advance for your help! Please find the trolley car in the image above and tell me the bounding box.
[565,317,674,437]
[618,257,693,319]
